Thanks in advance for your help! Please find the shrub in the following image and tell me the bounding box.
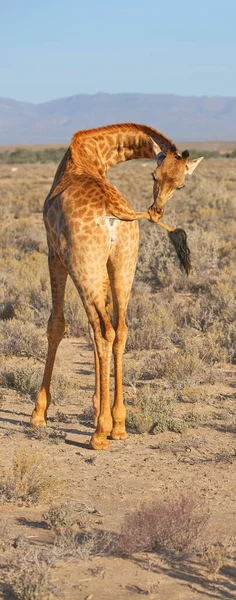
[0,320,47,360]
[126,384,173,434]
[127,294,175,351]
[52,528,114,560]
[166,342,204,384]
[0,364,77,405]
[0,519,13,552]
[43,500,78,531]
[176,386,207,404]
[0,365,36,397]
[0,446,61,504]
[26,426,66,444]
[119,495,209,556]
[7,549,52,600]
[201,543,227,578]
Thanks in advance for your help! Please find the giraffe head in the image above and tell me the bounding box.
[150,141,203,213]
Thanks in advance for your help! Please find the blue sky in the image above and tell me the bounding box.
[1,0,235,103]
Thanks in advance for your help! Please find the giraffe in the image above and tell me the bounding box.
[31,123,203,450]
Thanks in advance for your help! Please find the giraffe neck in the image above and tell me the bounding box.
[70,123,177,177]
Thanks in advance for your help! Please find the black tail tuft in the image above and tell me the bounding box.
[168,228,191,275]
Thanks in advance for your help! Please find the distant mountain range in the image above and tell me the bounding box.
[1,93,236,145]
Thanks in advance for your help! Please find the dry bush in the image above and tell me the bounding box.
[42,500,114,560]
[53,528,114,561]
[0,320,47,360]
[0,253,50,327]
[126,384,201,434]
[0,364,77,405]
[123,352,167,386]
[127,294,175,351]
[119,495,209,556]
[50,371,77,406]
[0,364,36,397]
[43,500,78,531]
[7,549,52,600]
[123,359,144,387]
[0,519,13,552]
[76,530,114,560]
[201,543,227,578]
[52,410,75,424]
[0,446,61,504]
[126,384,173,434]
[136,222,176,288]
[0,217,46,254]
[176,386,207,404]
[26,426,66,445]
[166,342,204,384]
[43,499,103,534]
[182,411,201,428]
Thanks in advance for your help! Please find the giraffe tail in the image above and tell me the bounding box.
[168,228,191,275]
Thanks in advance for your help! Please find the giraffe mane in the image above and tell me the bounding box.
[70,123,177,158]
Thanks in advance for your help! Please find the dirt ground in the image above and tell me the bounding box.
[0,335,235,599]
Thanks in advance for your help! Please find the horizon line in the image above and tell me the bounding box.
[1,91,236,106]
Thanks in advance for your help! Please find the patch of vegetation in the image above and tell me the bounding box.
[0,320,47,360]
[119,495,209,555]
[0,364,77,405]
[0,446,62,504]
[0,146,67,164]
[7,549,53,600]
[201,543,227,578]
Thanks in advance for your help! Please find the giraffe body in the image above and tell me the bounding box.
[31,123,203,449]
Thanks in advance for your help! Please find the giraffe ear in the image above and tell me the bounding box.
[185,156,204,175]
[150,137,162,159]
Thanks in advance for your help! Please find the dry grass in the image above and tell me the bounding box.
[201,543,227,578]
[0,320,47,360]
[7,549,53,600]
[0,446,62,504]
[0,364,77,405]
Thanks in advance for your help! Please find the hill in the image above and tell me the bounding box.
[1,93,236,144]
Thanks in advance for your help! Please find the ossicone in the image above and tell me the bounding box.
[182,150,190,159]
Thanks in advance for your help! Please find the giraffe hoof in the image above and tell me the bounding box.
[89,434,111,450]
[31,411,47,428]
[111,429,128,441]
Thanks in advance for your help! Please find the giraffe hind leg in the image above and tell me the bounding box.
[86,303,115,450]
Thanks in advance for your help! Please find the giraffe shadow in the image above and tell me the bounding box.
[65,438,91,449]
[76,368,93,376]
[0,415,28,427]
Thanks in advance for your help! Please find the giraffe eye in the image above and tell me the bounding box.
[177,184,185,190]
